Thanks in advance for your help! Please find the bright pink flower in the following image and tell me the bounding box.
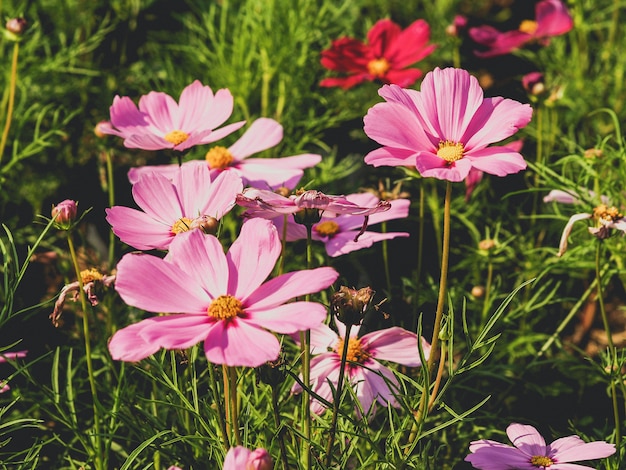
[364,67,532,182]
[223,446,272,470]
[291,323,429,416]
[106,164,242,250]
[127,118,321,189]
[101,80,245,151]
[272,193,409,257]
[465,422,615,469]
[108,219,338,367]
[469,0,573,58]
[51,199,78,229]
[320,19,436,89]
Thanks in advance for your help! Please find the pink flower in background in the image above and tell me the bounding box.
[364,67,532,182]
[128,118,321,189]
[465,423,615,469]
[106,164,242,250]
[0,350,27,394]
[272,192,410,257]
[291,323,429,416]
[469,0,573,58]
[51,199,77,227]
[223,446,272,470]
[100,80,245,151]
[320,19,436,89]
[108,219,338,367]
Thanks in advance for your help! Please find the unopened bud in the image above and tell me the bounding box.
[584,148,603,159]
[246,448,273,470]
[471,285,485,298]
[51,200,78,229]
[478,239,496,251]
[256,355,285,387]
[331,286,375,326]
[94,121,111,138]
[5,17,27,37]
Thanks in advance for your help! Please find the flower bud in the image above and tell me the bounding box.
[256,355,285,387]
[5,17,26,37]
[471,285,485,298]
[478,239,496,251]
[51,200,78,229]
[331,286,375,326]
[446,15,467,37]
[246,448,273,470]
[94,121,111,138]
[522,72,545,97]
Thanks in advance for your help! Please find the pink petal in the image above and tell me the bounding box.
[127,164,180,184]
[177,80,216,131]
[308,323,340,354]
[235,162,308,190]
[245,302,327,333]
[124,132,174,151]
[473,30,532,58]
[138,91,179,133]
[557,213,593,257]
[137,314,213,350]
[196,87,235,131]
[361,360,401,408]
[466,440,534,469]
[319,75,369,89]
[367,19,401,58]
[543,189,580,204]
[364,327,428,367]
[364,146,418,167]
[108,96,149,134]
[383,68,424,88]
[364,101,432,150]
[324,231,408,257]
[243,267,338,310]
[115,253,209,314]
[203,319,280,366]
[535,0,573,38]
[418,153,473,182]
[0,350,28,362]
[385,19,435,67]
[465,146,528,177]
[108,320,162,361]
[132,172,183,221]
[223,446,252,469]
[550,436,615,462]
[105,206,173,250]
[229,118,283,159]
[507,423,547,456]
[199,120,247,144]
[193,165,243,218]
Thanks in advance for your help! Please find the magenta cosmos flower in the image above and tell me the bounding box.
[100,80,245,151]
[291,322,430,416]
[108,218,338,367]
[223,446,272,470]
[465,423,615,469]
[320,18,436,89]
[271,192,409,257]
[127,118,321,189]
[363,67,533,182]
[469,0,573,58]
[106,163,242,250]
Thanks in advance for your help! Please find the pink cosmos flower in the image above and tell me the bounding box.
[271,192,409,257]
[108,218,338,367]
[223,446,273,470]
[127,118,321,190]
[320,18,437,89]
[100,80,245,151]
[106,163,242,251]
[469,0,573,58]
[0,350,27,394]
[465,422,615,469]
[291,322,430,416]
[363,67,533,182]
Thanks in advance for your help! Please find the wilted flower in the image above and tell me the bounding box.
[364,68,532,182]
[465,422,615,469]
[127,118,321,190]
[320,18,436,89]
[223,446,273,470]
[101,80,245,151]
[292,322,430,417]
[108,219,338,367]
[50,268,115,327]
[469,0,573,58]
[106,163,242,250]
[271,192,409,256]
[51,199,78,230]
[332,286,375,326]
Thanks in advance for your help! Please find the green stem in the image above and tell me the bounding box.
[222,364,232,443]
[271,386,289,470]
[209,363,229,449]
[0,42,19,166]
[481,260,493,323]
[229,366,241,446]
[300,224,314,470]
[67,235,103,470]
[381,221,392,296]
[325,323,353,467]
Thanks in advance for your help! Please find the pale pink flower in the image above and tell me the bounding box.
[272,192,409,257]
[223,446,272,470]
[166,467,182,470]
[106,164,242,251]
[0,350,28,394]
[363,67,532,182]
[108,219,338,367]
[101,80,245,151]
[465,422,615,469]
[291,323,430,416]
[128,118,321,190]
[469,0,573,58]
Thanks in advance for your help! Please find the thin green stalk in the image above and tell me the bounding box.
[271,387,289,470]
[222,364,232,443]
[209,363,229,450]
[300,224,314,470]
[228,366,241,445]
[325,323,353,467]
[0,42,19,165]
[595,242,621,449]
[67,235,103,470]
[381,221,392,296]
[481,260,493,323]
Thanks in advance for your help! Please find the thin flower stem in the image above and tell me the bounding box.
[300,224,313,470]
[427,341,446,411]
[271,386,289,470]
[381,221,392,296]
[595,241,621,449]
[0,42,19,166]
[67,234,104,470]
[229,366,241,445]
[481,260,493,323]
[209,363,229,450]
[222,364,232,443]
[325,323,353,467]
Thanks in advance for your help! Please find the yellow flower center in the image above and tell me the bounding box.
[164,130,190,146]
[519,19,538,35]
[80,268,104,283]
[436,140,465,163]
[171,217,194,234]
[593,204,623,222]
[367,58,391,77]
[530,455,553,467]
[205,146,234,169]
[335,337,370,364]
[314,220,340,237]
[207,295,243,320]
